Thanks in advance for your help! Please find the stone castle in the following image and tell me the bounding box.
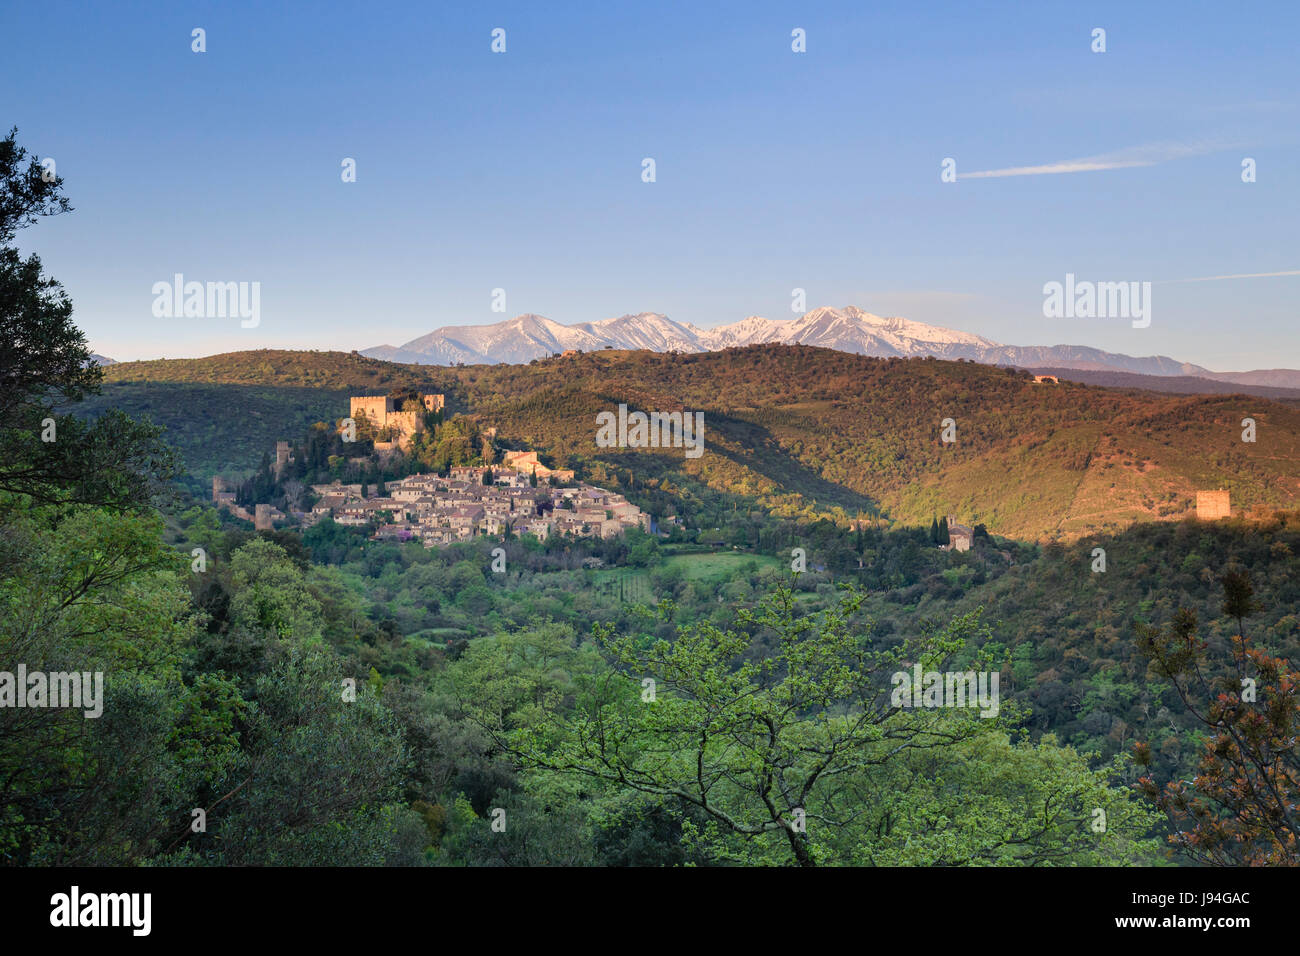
[349,393,444,448]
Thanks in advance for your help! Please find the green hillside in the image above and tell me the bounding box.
[74,382,352,480]
[104,349,449,391]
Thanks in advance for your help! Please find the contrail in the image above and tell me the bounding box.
[962,158,1155,178]
[1157,270,1300,283]
[962,141,1229,179]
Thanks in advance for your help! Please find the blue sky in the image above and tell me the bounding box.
[3,0,1298,369]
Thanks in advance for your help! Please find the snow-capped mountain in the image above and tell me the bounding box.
[698,306,1002,358]
[572,313,703,353]
[365,312,699,366]
[361,305,1297,384]
[694,315,781,349]
[366,314,604,366]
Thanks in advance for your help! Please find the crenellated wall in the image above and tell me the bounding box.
[348,394,444,447]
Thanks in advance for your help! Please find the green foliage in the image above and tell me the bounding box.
[408,414,488,473]
[0,128,177,509]
[446,585,1155,866]
[0,501,197,863]
[74,383,349,481]
[850,730,1160,865]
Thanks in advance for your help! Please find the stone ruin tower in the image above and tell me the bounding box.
[1196,489,1231,520]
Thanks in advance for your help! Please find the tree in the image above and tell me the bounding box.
[0,128,176,511]
[226,538,325,643]
[0,126,71,244]
[843,728,1158,865]
[0,502,200,863]
[1134,570,1300,865]
[164,646,420,866]
[471,584,999,866]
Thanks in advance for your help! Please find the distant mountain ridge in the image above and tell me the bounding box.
[1026,367,1300,401]
[363,305,1300,387]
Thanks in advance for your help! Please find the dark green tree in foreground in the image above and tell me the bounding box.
[0,127,176,512]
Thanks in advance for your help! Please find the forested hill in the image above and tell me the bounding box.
[106,349,444,391]
[102,345,1300,540]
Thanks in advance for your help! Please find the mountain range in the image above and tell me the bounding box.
[362,306,1300,389]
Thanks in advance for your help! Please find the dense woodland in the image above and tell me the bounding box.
[5,129,1299,866]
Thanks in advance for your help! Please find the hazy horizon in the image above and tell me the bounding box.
[89,304,1298,375]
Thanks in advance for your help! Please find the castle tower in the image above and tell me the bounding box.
[1196,489,1231,520]
[347,393,445,449]
[350,395,393,426]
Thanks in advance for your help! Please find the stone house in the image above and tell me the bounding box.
[945,515,974,552]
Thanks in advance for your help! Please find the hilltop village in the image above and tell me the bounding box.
[212,392,651,547]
